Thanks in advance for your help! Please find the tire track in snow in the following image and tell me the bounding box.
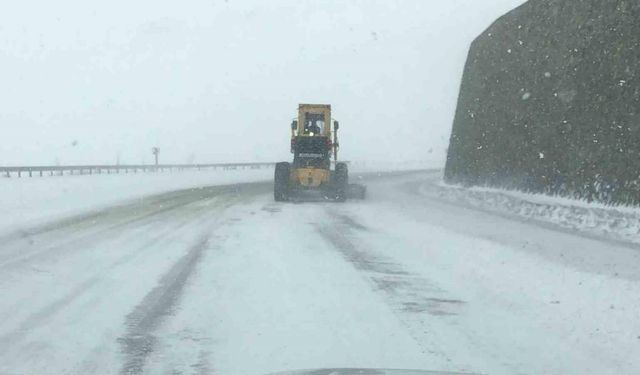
[0,182,270,270]
[0,182,264,373]
[118,235,211,375]
[0,205,221,358]
[316,208,468,365]
[316,213,466,317]
[0,187,235,271]
[0,183,266,242]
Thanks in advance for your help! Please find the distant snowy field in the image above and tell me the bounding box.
[0,161,438,236]
[426,178,640,246]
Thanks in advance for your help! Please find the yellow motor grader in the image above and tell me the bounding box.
[274,104,366,202]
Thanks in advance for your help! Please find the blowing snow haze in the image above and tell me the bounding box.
[1,0,524,166]
[5,2,640,374]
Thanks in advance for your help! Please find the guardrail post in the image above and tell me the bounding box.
[18,170,21,178]
[29,170,32,177]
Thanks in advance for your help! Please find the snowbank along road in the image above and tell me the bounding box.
[1,171,639,375]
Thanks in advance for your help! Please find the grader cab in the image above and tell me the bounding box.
[274,104,365,202]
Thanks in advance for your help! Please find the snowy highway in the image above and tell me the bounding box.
[1,171,639,375]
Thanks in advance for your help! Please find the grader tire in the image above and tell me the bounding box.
[335,163,348,202]
[274,162,291,202]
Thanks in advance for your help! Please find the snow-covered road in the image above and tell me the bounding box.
[1,171,639,375]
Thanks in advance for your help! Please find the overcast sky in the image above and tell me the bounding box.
[1,0,525,166]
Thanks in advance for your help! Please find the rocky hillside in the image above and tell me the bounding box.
[445,0,640,205]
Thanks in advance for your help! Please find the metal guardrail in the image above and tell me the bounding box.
[0,162,276,178]
[0,160,434,178]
